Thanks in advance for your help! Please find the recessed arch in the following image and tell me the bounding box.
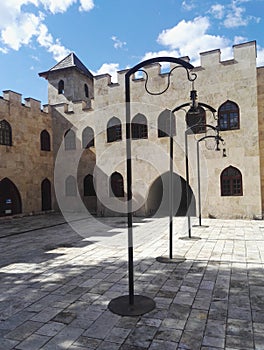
[158,109,175,137]
[41,178,52,211]
[84,174,96,196]
[107,117,122,143]
[58,80,64,94]
[132,113,148,139]
[0,178,22,216]
[64,129,76,150]
[0,120,12,146]
[110,172,124,197]
[146,172,196,217]
[40,130,51,151]
[82,126,94,148]
[65,176,77,196]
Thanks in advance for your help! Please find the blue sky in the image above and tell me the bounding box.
[0,0,264,104]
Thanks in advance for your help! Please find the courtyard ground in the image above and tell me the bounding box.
[0,212,264,349]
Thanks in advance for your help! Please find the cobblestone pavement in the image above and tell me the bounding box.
[1,213,264,349]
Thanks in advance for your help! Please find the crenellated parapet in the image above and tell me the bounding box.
[1,90,48,113]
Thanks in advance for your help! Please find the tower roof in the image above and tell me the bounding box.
[39,52,93,79]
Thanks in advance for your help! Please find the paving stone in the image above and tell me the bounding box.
[15,333,50,350]
[0,338,19,350]
[4,320,43,341]
[125,325,158,348]
[35,321,65,337]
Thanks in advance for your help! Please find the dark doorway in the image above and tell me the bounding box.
[41,178,52,211]
[147,172,196,217]
[0,178,22,216]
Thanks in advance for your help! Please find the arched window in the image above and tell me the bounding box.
[64,129,76,150]
[65,176,77,196]
[107,117,122,143]
[186,106,206,134]
[221,166,242,196]
[58,80,64,94]
[84,174,96,196]
[0,178,22,216]
[41,178,52,211]
[0,120,12,146]
[82,127,94,148]
[132,114,148,139]
[219,100,239,131]
[158,109,176,137]
[84,84,89,98]
[40,130,51,151]
[110,172,124,197]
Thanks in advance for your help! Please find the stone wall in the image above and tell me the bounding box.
[0,90,54,215]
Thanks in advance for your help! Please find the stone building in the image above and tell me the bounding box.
[1,40,263,219]
[0,91,53,216]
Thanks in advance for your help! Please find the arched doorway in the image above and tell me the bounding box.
[0,178,22,216]
[41,178,52,211]
[147,172,196,217]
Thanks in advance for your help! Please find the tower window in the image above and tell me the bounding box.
[84,84,89,98]
[58,80,64,94]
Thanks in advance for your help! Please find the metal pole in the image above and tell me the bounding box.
[169,111,173,259]
[125,75,134,306]
[185,130,191,238]
[196,141,202,226]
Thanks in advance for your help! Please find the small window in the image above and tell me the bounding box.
[186,106,206,134]
[110,172,124,197]
[132,114,148,139]
[107,117,122,142]
[221,166,242,196]
[40,130,51,151]
[65,176,77,196]
[82,127,94,148]
[158,109,175,138]
[84,84,89,98]
[0,120,12,146]
[84,174,96,196]
[64,129,76,150]
[219,101,239,131]
[58,80,64,94]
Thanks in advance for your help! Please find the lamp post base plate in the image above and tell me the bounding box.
[156,256,186,264]
[179,236,201,240]
[192,225,209,228]
[108,295,155,316]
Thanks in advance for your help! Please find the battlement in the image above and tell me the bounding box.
[92,41,257,91]
[2,90,48,113]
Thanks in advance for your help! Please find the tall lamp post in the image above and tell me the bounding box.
[195,130,225,227]
[108,56,196,316]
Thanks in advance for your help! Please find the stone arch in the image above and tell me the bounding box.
[146,171,196,217]
[0,178,22,216]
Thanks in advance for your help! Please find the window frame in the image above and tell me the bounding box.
[64,129,76,150]
[132,114,148,140]
[58,80,64,94]
[107,117,122,143]
[186,106,206,134]
[40,130,51,151]
[219,100,240,131]
[221,166,243,196]
[0,120,12,146]
[82,127,94,149]
[110,172,124,197]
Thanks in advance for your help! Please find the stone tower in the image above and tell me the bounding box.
[39,52,94,107]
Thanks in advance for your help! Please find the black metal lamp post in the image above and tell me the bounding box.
[195,130,225,227]
[108,56,196,316]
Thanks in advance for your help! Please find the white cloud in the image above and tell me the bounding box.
[223,2,248,27]
[157,17,231,65]
[93,63,120,83]
[111,36,126,49]
[210,4,225,19]
[0,1,94,61]
[182,0,196,11]
[79,0,94,12]
[37,23,70,61]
